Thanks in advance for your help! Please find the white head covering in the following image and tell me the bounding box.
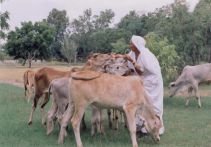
[131,35,147,53]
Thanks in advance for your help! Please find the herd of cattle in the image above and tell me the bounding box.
[23,53,211,147]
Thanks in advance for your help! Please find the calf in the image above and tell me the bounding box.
[169,63,211,108]
[58,71,162,147]
[46,77,90,135]
[28,67,71,125]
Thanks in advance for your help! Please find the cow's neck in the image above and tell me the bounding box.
[142,97,157,123]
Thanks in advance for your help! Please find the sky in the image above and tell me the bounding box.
[1,0,199,30]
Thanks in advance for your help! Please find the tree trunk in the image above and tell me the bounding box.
[208,47,211,63]
[28,58,32,68]
[74,53,77,63]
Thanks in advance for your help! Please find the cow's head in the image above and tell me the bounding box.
[169,81,177,97]
[104,57,131,76]
[83,53,132,76]
[143,115,162,142]
[169,80,188,97]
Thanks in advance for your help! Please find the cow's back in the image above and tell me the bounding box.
[184,64,211,82]
[34,67,70,94]
[70,73,144,108]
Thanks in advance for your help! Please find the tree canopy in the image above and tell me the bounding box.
[4,21,55,67]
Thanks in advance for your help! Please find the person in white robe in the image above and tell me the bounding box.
[127,35,165,135]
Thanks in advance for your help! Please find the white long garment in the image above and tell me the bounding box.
[128,38,164,134]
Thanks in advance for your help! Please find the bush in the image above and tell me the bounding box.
[0,51,6,61]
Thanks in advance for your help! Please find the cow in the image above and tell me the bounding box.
[27,67,72,125]
[169,63,211,108]
[47,54,132,136]
[58,71,162,147]
[46,77,92,136]
[83,53,132,129]
[23,70,35,102]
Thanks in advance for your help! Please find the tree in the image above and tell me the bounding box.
[86,28,132,54]
[70,9,116,58]
[111,38,129,54]
[61,35,78,63]
[4,21,55,68]
[93,9,115,30]
[0,0,9,39]
[194,0,211,62]
[145,32,180,83]
[46,8,69,60]
[118,11,144,35]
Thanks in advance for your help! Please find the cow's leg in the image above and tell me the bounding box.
[185,97,190,106]
[58,103,74,144]
[99,109,105,135]
[123,112,128,128]
[71,105,86,147]
[40,93,50,125]
[114,110,119,130]
[123,105,138,147]
[193,84,201,108]
[107,109,112,129]
[81,114,86,131]
[185,87,193,106]
[91,107,97,136]
[47,100,58,135]
[28,93,42,125]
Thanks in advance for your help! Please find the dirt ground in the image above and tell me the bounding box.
[0,64,75,87]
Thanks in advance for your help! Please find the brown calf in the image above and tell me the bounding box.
[28,67,71,125]
[58,71,162,147]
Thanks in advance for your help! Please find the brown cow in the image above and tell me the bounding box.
[83,53,132,129]
[58,71,162,147]
[27,67,71,125]
[47,53,132,135]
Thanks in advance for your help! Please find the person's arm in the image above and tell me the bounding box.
[112,53,143,75]
[133,62,143,75]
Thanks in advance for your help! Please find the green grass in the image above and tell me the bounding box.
[0,83,211,147]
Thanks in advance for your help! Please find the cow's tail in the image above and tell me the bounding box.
[48,83,52,100]
[23,70,29,97]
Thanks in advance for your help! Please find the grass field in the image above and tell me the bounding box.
[1,83,211,147]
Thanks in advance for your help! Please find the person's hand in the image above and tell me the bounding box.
[124,54,134,63]
[133,62,141,70]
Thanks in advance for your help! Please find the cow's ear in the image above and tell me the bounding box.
[170,82,175,87]
[86,59,93,66]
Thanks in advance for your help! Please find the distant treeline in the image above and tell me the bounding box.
[1,0,211,82]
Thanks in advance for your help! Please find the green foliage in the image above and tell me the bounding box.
[111,38,129,54]
[145,32,180,83]
[0,50,6,61]
[46,8,69,60]
[93,9,115,30]
[118,11,144,35]
[61,35,78,63]
[4,21,55,67]
[70,9,116,57]
[0,0,9,39]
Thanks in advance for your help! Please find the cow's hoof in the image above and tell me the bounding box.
[58,138,64,145]
[81,125,86,131]
[109,123,112,129]
[42,121,47,126]
[28,121,32,125]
